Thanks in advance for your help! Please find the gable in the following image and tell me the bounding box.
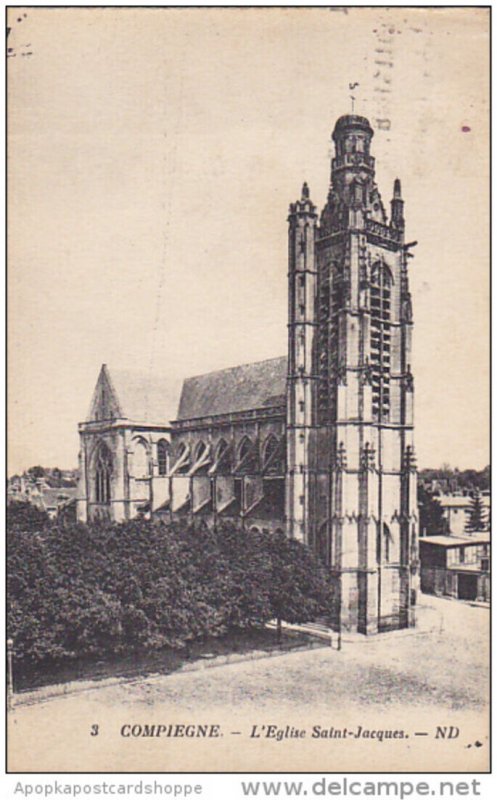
[86,365,181,425]
[86,365,122,422]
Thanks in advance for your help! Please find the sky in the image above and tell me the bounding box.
[7,6,489,474]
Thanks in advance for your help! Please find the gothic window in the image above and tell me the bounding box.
[194,441,207,462]
[370,261,393,419]
[317,264,331,423]
[94,443,112,504]
[214,439,231,475]
[174,442,190,474]
[383,523,392,563]
[344,135,355,154]
[191,441,211,475]
[262,434,283,475]
[324,265,344,422]
[317,523,329,565]
[157,439,169,476]
[236,436,256,474]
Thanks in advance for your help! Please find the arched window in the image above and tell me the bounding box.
[317,522,329,565]
[383,523,393,564]
[194,441,207,462]
[174,442,190,474]
[157,439,169,476]
[236,436,256,474]
[132,439,149,479]
[191,440,211,475]
[262,434,283,474]
[94,443,112,504]
[214,439,231,474]
[370,261,393,419]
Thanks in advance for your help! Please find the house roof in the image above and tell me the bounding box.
[177,356,287,421]
[420,534,490,547]
[438,494,490,508]
[42,487,78,509]
[87,365,182,426]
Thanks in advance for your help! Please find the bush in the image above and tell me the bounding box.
[7,517,333,672]
[7,501,51,532]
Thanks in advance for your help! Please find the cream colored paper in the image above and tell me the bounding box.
[7,6,489,773]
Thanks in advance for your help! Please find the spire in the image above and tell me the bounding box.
[391,177,405,232]
[288,182,316,219]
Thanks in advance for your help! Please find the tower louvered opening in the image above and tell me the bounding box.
[370,261,392,419]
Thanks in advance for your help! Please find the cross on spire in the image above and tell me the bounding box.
[348,82,360,113]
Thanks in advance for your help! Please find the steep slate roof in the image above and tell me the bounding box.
[177,356,287,421]
[87,365,181,425]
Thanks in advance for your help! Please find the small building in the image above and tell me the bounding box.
[420,534,490,602]
[438,493,490,537]
[41,487,78,519]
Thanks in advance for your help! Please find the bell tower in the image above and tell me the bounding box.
[293,114,419,633]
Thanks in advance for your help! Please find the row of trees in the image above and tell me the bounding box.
[9,465,78,488]
[418,465,490,493]
[7,505,334,672]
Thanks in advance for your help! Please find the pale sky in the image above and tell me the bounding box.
[8,7,489,474]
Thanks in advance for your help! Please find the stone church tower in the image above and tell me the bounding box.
[286,115,418,633]
[79,113,418,635]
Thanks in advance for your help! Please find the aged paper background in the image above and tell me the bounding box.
[7,6,489,773]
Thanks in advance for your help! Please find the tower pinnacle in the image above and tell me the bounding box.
[391,177,405,231]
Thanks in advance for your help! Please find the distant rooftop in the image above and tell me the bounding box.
[438,495,490,508]
[420,533,490,547]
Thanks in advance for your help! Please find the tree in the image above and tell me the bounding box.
[7,501,50,532]
[465,488,487,533]
[418,486,448,536]
[7,515,335,677]
[27,466,46,480]
[265,530,332,642]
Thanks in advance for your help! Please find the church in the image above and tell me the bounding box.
[77,114,419,634]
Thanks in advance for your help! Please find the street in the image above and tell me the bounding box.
[8,594,489,773]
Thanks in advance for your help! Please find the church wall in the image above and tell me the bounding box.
[78,421,171,523]
[167,412,285,524]
[171,475,190,512]
[152,477,170,511]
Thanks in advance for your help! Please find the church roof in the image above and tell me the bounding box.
[87,365,181,426]
[177,356,287,421]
